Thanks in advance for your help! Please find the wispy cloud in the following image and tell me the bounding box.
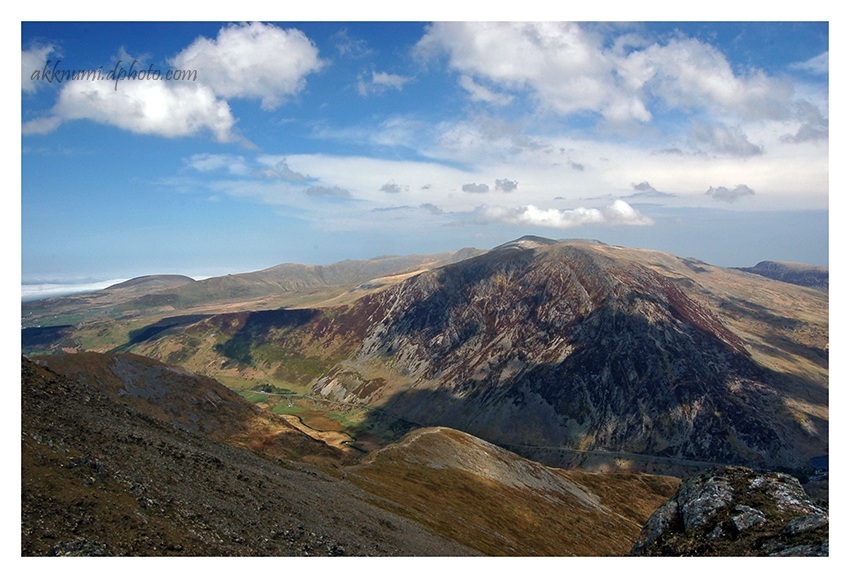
[332,28,372,59]
[257,156,309,182]
[357,71,412,96]
[186,153,251,176]
[458,75,513,106]
[705,184,755,202]
[790,51,828,75]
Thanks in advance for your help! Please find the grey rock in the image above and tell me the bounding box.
[783,513,828,536]
[732,505,766,533]
[631,466,828,556]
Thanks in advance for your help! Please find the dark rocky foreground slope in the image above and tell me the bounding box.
[631,466,828,556]
[21,357,476,556]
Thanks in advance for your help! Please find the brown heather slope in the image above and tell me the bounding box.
[348,427,679,556]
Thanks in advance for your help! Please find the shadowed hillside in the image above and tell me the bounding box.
[734,261,828,292]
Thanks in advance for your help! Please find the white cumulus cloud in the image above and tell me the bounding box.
[478,200,653,229]
[22,22,325,142]
[417,23,797,127]
[23,78,237,141]
[170,22,325,110]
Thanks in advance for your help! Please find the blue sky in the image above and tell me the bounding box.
[21,19,830,287]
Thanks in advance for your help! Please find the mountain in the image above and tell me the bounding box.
[105,274,197,291]
[35,351,349,464]
[733,261,828,292]
[312,239,827,471]
[22,354,679,556]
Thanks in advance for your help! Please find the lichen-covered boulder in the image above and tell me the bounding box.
[631,466,828,556]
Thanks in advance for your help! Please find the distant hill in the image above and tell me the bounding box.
[105,274,196,291]
[21,248,485,330]
[734,261,828,292]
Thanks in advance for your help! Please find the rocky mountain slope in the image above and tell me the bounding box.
[314,238,827,471]
[631,466,828,556]
[35,352,351,464]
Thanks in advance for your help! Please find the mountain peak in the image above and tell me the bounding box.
[492,235,559,252]
[491,236,608,254]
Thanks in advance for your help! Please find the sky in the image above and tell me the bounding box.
[20,18,831,289]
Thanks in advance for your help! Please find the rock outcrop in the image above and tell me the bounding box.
[631,466,828,556]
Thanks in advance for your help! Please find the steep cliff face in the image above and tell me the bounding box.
[315,239,825,469]
[631,466,828,556]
